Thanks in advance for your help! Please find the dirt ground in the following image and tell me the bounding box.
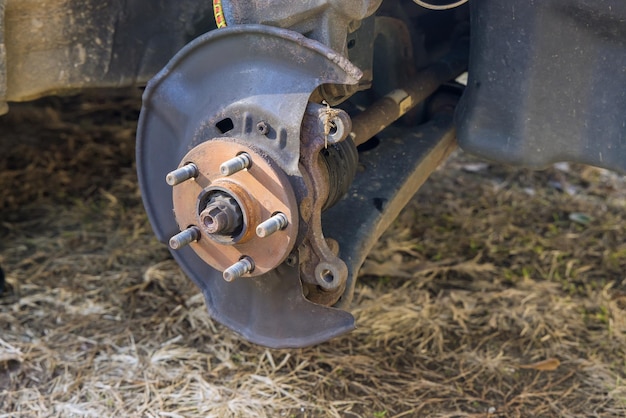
[1,92,625,417]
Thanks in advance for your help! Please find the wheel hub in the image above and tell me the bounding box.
[169,138,299,279]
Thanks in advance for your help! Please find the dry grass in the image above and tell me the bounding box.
[1,92,625,417]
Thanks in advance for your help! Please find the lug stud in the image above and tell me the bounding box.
[256,213,288,238]
[220,153,251,176]
[169,226,200,250]
[223,257,254,282]
[166,163,198,186]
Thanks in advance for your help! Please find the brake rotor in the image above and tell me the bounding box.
[136,24,362,348]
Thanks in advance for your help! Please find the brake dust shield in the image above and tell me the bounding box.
[136,25,361,348]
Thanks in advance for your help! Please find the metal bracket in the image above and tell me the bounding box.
[325,112,457,309]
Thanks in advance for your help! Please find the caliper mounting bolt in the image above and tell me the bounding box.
[220,153,251,176]
[166,163,199,186]
[223,256,255,282]
[169,226,200,250]
[256,212,288,238]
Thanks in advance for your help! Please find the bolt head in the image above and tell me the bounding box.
[199,193,243,237]
[256,121,269,135]
[202,207,229,234]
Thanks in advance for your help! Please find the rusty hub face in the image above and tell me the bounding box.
[171,138,298,277]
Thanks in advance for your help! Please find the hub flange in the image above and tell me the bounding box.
[170,138,299,277]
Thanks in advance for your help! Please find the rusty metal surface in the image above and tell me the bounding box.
[137,25,361,348]
[325,111,458,309]
[1,0,215,113]
[171,138,298,276]
[296,104,353,306]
